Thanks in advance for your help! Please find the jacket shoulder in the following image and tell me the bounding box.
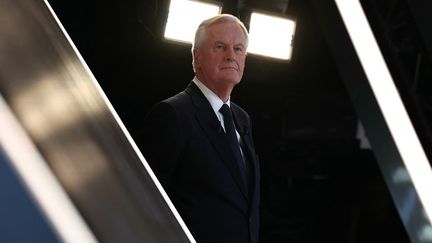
[231,102,250,120]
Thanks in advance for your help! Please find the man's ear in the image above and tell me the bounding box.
[193,48,201,68]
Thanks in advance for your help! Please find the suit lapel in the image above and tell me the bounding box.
[185,83,248,200]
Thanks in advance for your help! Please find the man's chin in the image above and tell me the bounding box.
[219,75,241,84]
[222,79,241,86]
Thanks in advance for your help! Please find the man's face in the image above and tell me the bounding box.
[194,22,247,88]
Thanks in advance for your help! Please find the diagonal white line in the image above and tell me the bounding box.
[335,0,432,225]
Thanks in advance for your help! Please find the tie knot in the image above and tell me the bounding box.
[220,104,231,117]
[220,104,235,135]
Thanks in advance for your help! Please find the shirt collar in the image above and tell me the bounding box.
[193,77,230,113]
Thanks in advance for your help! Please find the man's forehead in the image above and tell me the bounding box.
[212,40,245,47]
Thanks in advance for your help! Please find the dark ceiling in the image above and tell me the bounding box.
[47,0,413,242]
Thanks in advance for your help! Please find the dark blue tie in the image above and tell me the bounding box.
[220,104,247,190]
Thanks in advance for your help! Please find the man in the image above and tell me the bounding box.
[140,14,260,243]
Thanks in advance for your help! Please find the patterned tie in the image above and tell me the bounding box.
[219,104,248,190]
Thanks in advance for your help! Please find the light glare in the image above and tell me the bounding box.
[248,12,295,60]
[0,94,98,243]
[164,0,221,43]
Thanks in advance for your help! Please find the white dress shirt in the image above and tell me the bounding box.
[192,77,242,142]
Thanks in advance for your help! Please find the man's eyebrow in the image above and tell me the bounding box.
[214,41,225,45]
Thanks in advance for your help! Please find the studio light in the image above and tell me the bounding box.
[247,12,296,60]
[164,0,221,43]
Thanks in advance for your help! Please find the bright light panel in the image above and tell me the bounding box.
[164,0,221,43]
[248,12,295,60]
[335,0,432,223]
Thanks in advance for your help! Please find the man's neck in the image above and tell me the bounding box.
[196,77,233,103]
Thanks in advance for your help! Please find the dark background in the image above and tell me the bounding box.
[46,0,419,242]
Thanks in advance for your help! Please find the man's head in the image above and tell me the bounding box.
[192,14,248,101]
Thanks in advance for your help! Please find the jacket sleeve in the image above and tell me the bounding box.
[138,101,184,188]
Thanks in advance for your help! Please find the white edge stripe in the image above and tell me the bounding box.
[0,94,99,243]
[43,1,197,242]
[335,0,432,223]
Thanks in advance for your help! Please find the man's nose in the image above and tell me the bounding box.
[224,47,236,61]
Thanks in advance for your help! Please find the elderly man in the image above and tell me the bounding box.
[141,14,260,243]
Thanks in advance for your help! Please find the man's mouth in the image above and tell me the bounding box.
[221,66,237,71]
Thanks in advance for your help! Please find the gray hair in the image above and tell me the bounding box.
[191,14,249,72]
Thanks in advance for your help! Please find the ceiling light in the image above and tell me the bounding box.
[247,12,296,60]
[164,0,221,44]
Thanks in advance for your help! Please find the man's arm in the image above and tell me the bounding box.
[139,102,184,187]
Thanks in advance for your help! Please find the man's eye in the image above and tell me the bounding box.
[235,47,243,53]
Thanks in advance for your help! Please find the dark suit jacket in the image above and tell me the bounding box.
[140,82,260,243]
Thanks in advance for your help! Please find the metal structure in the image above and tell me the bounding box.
[0,0,194,242]
[311,1,432,242]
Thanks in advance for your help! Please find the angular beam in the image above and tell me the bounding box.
[0,0,194,242]
[311,0,432,242]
